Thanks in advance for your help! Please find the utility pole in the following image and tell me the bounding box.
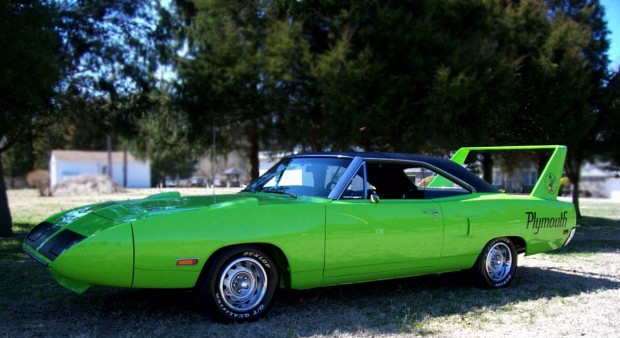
[212,125,216,202]
[106,134,112,179]
[123,148,127,187]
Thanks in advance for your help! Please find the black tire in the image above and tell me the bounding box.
[197,246,278,322]
[472,237,517,289]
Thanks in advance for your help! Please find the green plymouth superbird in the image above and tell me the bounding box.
[23,145,576,322]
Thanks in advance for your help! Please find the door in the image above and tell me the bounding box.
[324,198,444,278]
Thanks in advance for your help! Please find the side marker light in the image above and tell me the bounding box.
[176,258,199,266]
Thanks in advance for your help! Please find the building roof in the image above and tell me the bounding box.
[51,150,148,164]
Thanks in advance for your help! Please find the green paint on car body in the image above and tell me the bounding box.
[23,145,577,320]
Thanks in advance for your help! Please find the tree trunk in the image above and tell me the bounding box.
[571,172,582,219]
[0,158,14,237]
[569,167,581,218]
[248,119,260,181]
[482,153,493,185]
[565,155,582,219]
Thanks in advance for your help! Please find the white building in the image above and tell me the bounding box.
[580,161,620,200]
[491,163,539,194]
[50,150,151,188]
[194,150,289,186]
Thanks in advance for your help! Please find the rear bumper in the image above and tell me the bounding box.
[563,227,577,247]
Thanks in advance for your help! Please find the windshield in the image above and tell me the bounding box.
[244,157,352,198]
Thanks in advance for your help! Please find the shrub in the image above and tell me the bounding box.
[26,170,50,196]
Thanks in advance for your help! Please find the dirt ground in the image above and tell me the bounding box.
[1,190,619,337]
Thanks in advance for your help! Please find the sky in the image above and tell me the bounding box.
[601,0,620,69]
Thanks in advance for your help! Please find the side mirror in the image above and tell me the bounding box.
[370,190,380,204]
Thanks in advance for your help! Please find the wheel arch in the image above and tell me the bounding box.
[199,243,291,289]
[507,236,526,255]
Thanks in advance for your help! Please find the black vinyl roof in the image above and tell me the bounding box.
[288,152,498,193]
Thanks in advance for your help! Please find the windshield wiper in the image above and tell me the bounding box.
[261,187,297,198]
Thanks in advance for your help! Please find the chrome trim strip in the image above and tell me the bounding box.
[286,154,356,159]
[362,158,476,193]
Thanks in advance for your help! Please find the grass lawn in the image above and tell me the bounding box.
[1,190,619,337]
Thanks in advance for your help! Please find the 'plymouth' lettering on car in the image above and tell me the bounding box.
[525,211,569,234]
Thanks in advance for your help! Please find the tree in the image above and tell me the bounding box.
[515,0,609,217]
[163,0,614,219]
[125,88,200,186]
[171,0,311,180]
[0,0,160,236]
[428,0,611,216]
[424,0,523,150]
[0,0,63,236]
[599,70,620,167]
[3,133,36,186]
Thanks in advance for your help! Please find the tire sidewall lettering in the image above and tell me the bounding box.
[252,304,265,316]
[214,286,265,319]
[206,247,277,322]
[242,250,271,269]
[492,273,513,288]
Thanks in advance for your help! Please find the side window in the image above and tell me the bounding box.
[341,166,366,199]
[405,167,469,199]
[404,167,434,189]
[364,162,470,200]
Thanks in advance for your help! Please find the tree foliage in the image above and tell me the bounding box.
[164,0,614,215]
[0,0,160,236]
[125,88,200,186]
[1,0,618,237]
[0,0,63,154]
[0,0,63,236]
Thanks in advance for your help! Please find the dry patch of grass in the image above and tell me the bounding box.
[1,191,619,337]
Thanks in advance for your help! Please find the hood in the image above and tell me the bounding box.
[89,191,315,223]
[35,191,322,241]
[32,201,125,239]
[44,191,313,233]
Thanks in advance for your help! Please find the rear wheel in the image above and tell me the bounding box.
[473,238,517,289]
[197,246,278,322]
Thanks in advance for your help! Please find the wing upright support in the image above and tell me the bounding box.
[448,145,567,200]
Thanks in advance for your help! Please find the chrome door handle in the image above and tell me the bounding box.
[424,210,440,216]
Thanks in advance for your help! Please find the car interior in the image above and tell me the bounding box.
[342,161,470,200]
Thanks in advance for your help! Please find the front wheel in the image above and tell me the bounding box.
[197,246,278,322]
[472,238,517,289]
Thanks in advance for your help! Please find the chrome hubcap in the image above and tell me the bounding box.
[219,257,267,311]
[486,242,512,282]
